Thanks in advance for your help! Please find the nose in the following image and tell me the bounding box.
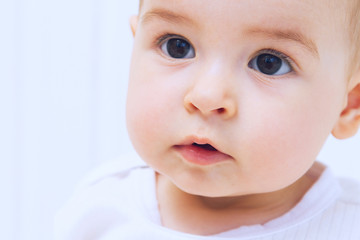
[183,61,237,119]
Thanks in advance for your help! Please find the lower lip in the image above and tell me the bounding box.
[174,145,232,165]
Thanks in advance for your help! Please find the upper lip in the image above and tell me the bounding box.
[179,135,216,146]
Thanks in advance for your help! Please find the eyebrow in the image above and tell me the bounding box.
[246,28,319,58]
[140,8,194,26]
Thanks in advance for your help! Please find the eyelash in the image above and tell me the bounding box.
[154,33,296,72]
[155,33,183,46]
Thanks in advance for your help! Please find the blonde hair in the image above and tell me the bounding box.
[347,0,360,76]
[139,0,143,11]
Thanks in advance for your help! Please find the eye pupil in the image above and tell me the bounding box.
[167,38,191,58]
[256,54,282,75]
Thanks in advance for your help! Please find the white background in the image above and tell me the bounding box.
[1,1,359,239]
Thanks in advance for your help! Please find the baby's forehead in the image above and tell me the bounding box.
[140,0,341,37]
[141,0,342,24]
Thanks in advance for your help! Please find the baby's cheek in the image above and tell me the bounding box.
[244,114,315,188]
[126,86,176,155]
[127,99,161,142]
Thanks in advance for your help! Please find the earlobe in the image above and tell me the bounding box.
[332,107,360,139]
[332,69,360,139]
[130,15,138,37]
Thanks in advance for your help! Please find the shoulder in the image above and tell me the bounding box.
[337,177,360,204]
[54,154,154,240]
[319,177,360,239]
[75,154,147,190]
[61,154,151,205]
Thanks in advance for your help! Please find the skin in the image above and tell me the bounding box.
[127,0,360,235]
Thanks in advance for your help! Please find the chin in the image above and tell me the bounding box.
[172,178,240,198]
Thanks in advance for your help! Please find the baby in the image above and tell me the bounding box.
[56,0,360,239]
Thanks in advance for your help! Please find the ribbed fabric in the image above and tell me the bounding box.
[54,160,360,240]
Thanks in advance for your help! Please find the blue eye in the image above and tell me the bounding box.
[248,52,292,76]
[160,37,195,59]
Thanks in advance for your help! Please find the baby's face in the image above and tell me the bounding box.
[127,0,350,196]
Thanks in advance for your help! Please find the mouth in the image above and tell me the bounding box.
[174,140,232,165]
[191,143,218,151]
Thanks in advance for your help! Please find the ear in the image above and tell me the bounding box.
[332,69,360,139]
[130,15,138,37]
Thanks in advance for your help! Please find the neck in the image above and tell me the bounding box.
[156,162,325,235]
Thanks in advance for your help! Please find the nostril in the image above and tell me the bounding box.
[184,94,236,118]
[217,108,225,114]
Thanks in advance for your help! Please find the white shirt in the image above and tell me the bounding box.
[54,159,360,240]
